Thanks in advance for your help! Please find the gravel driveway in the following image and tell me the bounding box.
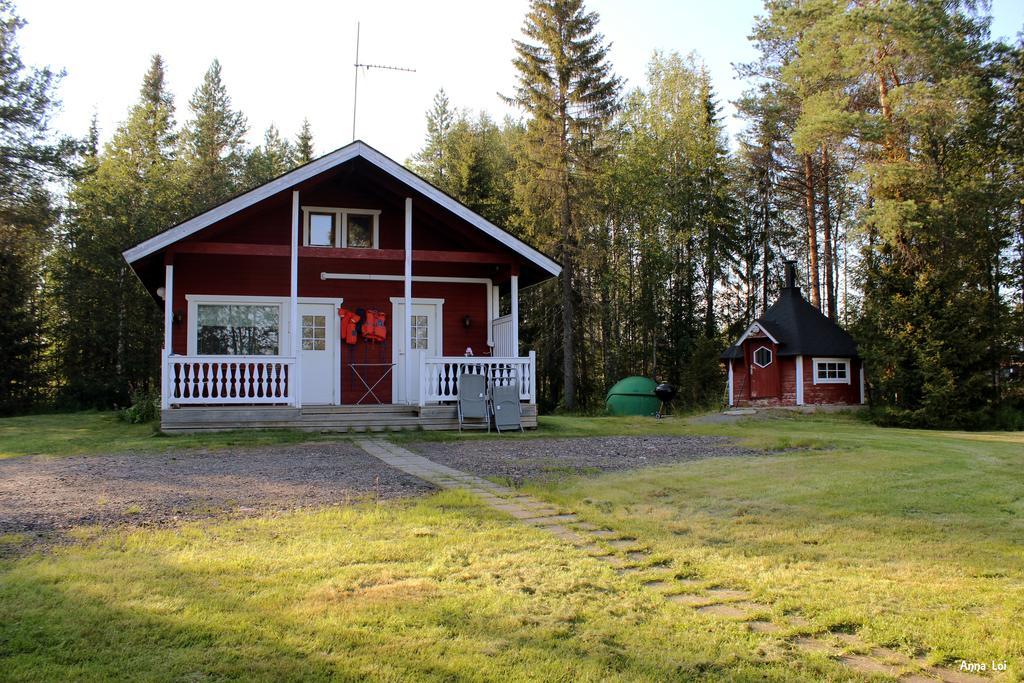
[411,435,759,485]
[0,442,431,543]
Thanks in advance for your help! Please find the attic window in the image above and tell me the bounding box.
[302,207,380,249]
[753,346,772,367]
[813,358,850,384]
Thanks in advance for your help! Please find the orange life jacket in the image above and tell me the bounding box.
[339,308,361,345]
[363,309,387,342]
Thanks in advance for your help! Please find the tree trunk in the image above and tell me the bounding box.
[820,145,837,320]
[761,188,770,316]
[803,153,821,308]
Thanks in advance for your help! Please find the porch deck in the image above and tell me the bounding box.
[160,403,539,434]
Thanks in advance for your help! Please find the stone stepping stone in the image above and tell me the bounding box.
[606,538,640,550]
[696,602,763,619]
[838,654,904,678]
[625,550,649,561]
[589,529,619,539]
[674,578,703,588]
[921,667,992,683]
[525,514,579,525]
[571,522,599,531]
[615,566,642,576]
[748,620,782,634]
[785,615,812,628]
[666,593,713,607]
[643,580,670,590]
[705,588,750,601]
[791,636,840,656]
[544,525,584,544]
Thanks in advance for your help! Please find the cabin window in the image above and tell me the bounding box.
[302,207,380,249]
[753,346,772,367]
[196,304,280,356]
[346,214,374,248]
[308,213,335,246]
[812,357,850,384]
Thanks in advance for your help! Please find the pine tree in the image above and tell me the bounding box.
[508,0,621,410]
[181,59,248,212]
[294,118,315,164]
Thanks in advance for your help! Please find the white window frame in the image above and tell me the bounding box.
[812,357,851,385]
[187,295,286,357]
[302,206,380,249]
[753,345,773,368]
[185,294,342,357]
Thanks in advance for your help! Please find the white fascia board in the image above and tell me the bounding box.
[358,145,561,277]
[122,144,363,263]
[736,321,779,346]
[122,141,562,279]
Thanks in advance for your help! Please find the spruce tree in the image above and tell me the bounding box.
[243,124,296,187]
[294,118,315,164]
[508,0,620,410]
[0,0,70,412]
[181,59,247,212]
[52,55,185,407]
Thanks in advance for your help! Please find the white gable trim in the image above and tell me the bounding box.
[736,321,779,346]
[122,141,561,278]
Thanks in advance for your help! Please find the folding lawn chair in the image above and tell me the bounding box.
[457,373,490,432]
[490,379,524,434]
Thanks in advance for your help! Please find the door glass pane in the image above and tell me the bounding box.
[347,214,373,248]
[309,213,335,246]
[197,304,279,355]
[302,314,326,351]
[410,314,428,350]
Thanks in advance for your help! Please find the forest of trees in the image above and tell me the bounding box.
[1,0,1022,427]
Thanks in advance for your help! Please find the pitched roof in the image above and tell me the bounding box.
[121,140,561,278]
[721,286,859,360]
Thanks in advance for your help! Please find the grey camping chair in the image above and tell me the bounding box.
[457,373,490,432]
[491,379,524,433]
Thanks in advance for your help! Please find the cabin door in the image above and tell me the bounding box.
[392,300,442,404]
[749,344,778,398]
[299,303,337,405]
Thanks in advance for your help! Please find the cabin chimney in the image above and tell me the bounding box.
[784,260,798,289]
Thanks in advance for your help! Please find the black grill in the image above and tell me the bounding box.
[654,383,677,418]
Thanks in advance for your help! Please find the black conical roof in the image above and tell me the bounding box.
[722,286,858,359]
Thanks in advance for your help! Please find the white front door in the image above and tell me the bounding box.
[299,303,336,405]
[392,300,441,404]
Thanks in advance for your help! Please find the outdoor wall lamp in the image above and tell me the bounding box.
[173,310,184,325]
[463,315,471,328]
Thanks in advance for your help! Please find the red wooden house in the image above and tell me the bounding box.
[722,261,865,409]
[122,141,560,432]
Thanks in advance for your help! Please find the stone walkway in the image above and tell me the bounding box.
[355,439,990,683]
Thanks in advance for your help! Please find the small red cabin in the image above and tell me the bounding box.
[123,141,560,431]
[722,262,864,409]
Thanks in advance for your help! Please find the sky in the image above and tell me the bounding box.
[16,0,1024,163]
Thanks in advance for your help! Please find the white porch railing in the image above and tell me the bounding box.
[491,314,515,357]
[420,351,536,405]
[165,355,296,407]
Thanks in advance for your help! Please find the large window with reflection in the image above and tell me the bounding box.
[197,304,280,356]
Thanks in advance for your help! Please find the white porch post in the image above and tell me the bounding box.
[404,197,413,404]
[291,190,301,407]
[795,355,804,405]
[510,273,519,357]
[859,363,866,404]
[727,359,733,407]
[161,263,173,410]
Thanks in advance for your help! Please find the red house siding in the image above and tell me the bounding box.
[169,252,490,405]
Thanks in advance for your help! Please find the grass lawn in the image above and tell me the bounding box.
[1,411,1022,680]
[0,411,348,459]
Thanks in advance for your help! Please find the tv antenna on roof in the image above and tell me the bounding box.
[352,22,416,141]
